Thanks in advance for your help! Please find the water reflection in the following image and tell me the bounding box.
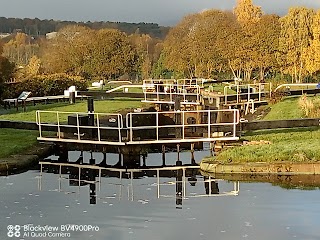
[38,160,239,208]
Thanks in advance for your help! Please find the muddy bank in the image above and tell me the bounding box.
[0,144,53,175]
[200,161,320,175]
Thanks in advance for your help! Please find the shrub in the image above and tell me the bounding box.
[2,74,88,99]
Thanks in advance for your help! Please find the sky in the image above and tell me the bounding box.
[0,0,320,26]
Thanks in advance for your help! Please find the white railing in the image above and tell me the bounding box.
[142,83,202,105]
[105,84,143,93]
[274,83,320,92]
[36,109,240,145]
[223,83,271,105]
[126,109,239,144]
[36,110,124,145]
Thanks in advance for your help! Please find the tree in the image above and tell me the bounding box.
[41,26,137,79]
[163,10,241,78]
[234,0,262,26]
[0,57,15,99]
[253,14,281,81]
[278,7,315,82]
[41,25,92,75]
[2,32,39,66]
[233,0,264,81]
[25,55,41,76]
[163,13,199,77]
[303,10,320,76]
[129,33,163,79]
[87,28,136,79]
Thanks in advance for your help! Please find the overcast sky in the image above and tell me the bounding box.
[0,0,320,26]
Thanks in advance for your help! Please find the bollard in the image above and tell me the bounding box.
[174,96,182,138]
[69,91,75,104]
[87,97,95,126]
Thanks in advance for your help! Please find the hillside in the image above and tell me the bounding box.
[0,17,170,39]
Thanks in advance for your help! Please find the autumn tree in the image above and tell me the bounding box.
[191,10,238,78]
[129,33,163,79]
[41,26,136,79]
[278,7,315,82]
[85,28,136,79]
[163,10,241,78]
[2,32,39,66]
[41,25,93,75]
[303,10,320,76]
[253,14,281,81]
[234,0,262,26]
[25,55,41,76]
[232,0,264,81]
[0,43,15,99]
[163,13,199,77]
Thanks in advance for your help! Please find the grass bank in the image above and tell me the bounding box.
[0,98,146,122]
[0,98,147,158]
[0,129,39,158]
[204,127,320,164]
[204,95,320,164]
[263,96,304,120]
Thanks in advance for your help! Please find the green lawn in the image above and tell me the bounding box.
[263,96,304,120]
[210,127,320,163]
[205,95,320,163]
[0,98,147,122]
[0,129,39,158]
[0,98,147,158]
[204,84,236,94]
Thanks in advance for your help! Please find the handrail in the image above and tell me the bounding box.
[36,109,240,145]
[106,85,143,93]
[223,83,271,105]
[274,83,319,92]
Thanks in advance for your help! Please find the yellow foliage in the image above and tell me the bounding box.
[298,95,320,118]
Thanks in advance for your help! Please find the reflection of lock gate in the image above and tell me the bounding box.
[38,162,240,204]
[36,109,240,145]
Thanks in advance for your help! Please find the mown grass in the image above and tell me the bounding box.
[205,95,320,163]
[208,127,320,163]
[263,96,304,120]
[0,98,147,158]
[0,98,146,122]
[0,129,39,158]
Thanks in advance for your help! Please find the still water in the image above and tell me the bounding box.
[1,149,320,240]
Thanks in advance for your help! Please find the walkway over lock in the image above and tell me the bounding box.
[36,109,239,146]
[142,79,203,106]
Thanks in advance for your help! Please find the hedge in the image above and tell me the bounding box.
[2,74,88,99]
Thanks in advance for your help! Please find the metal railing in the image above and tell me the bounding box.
[274,83,320,92]
[36,109,239,145]
[126,109,239,144]
[142,82,202,105]
[223,83,272,105]
[36,110,124,145]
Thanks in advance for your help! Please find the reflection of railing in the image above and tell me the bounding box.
[223,83,272,105]
[36,109,240,145]
[38,162,240,204]
[36,111,124,145]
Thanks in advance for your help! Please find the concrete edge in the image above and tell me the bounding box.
[200,161,320,175]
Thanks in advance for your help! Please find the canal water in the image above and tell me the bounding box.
[1,149,320,240]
